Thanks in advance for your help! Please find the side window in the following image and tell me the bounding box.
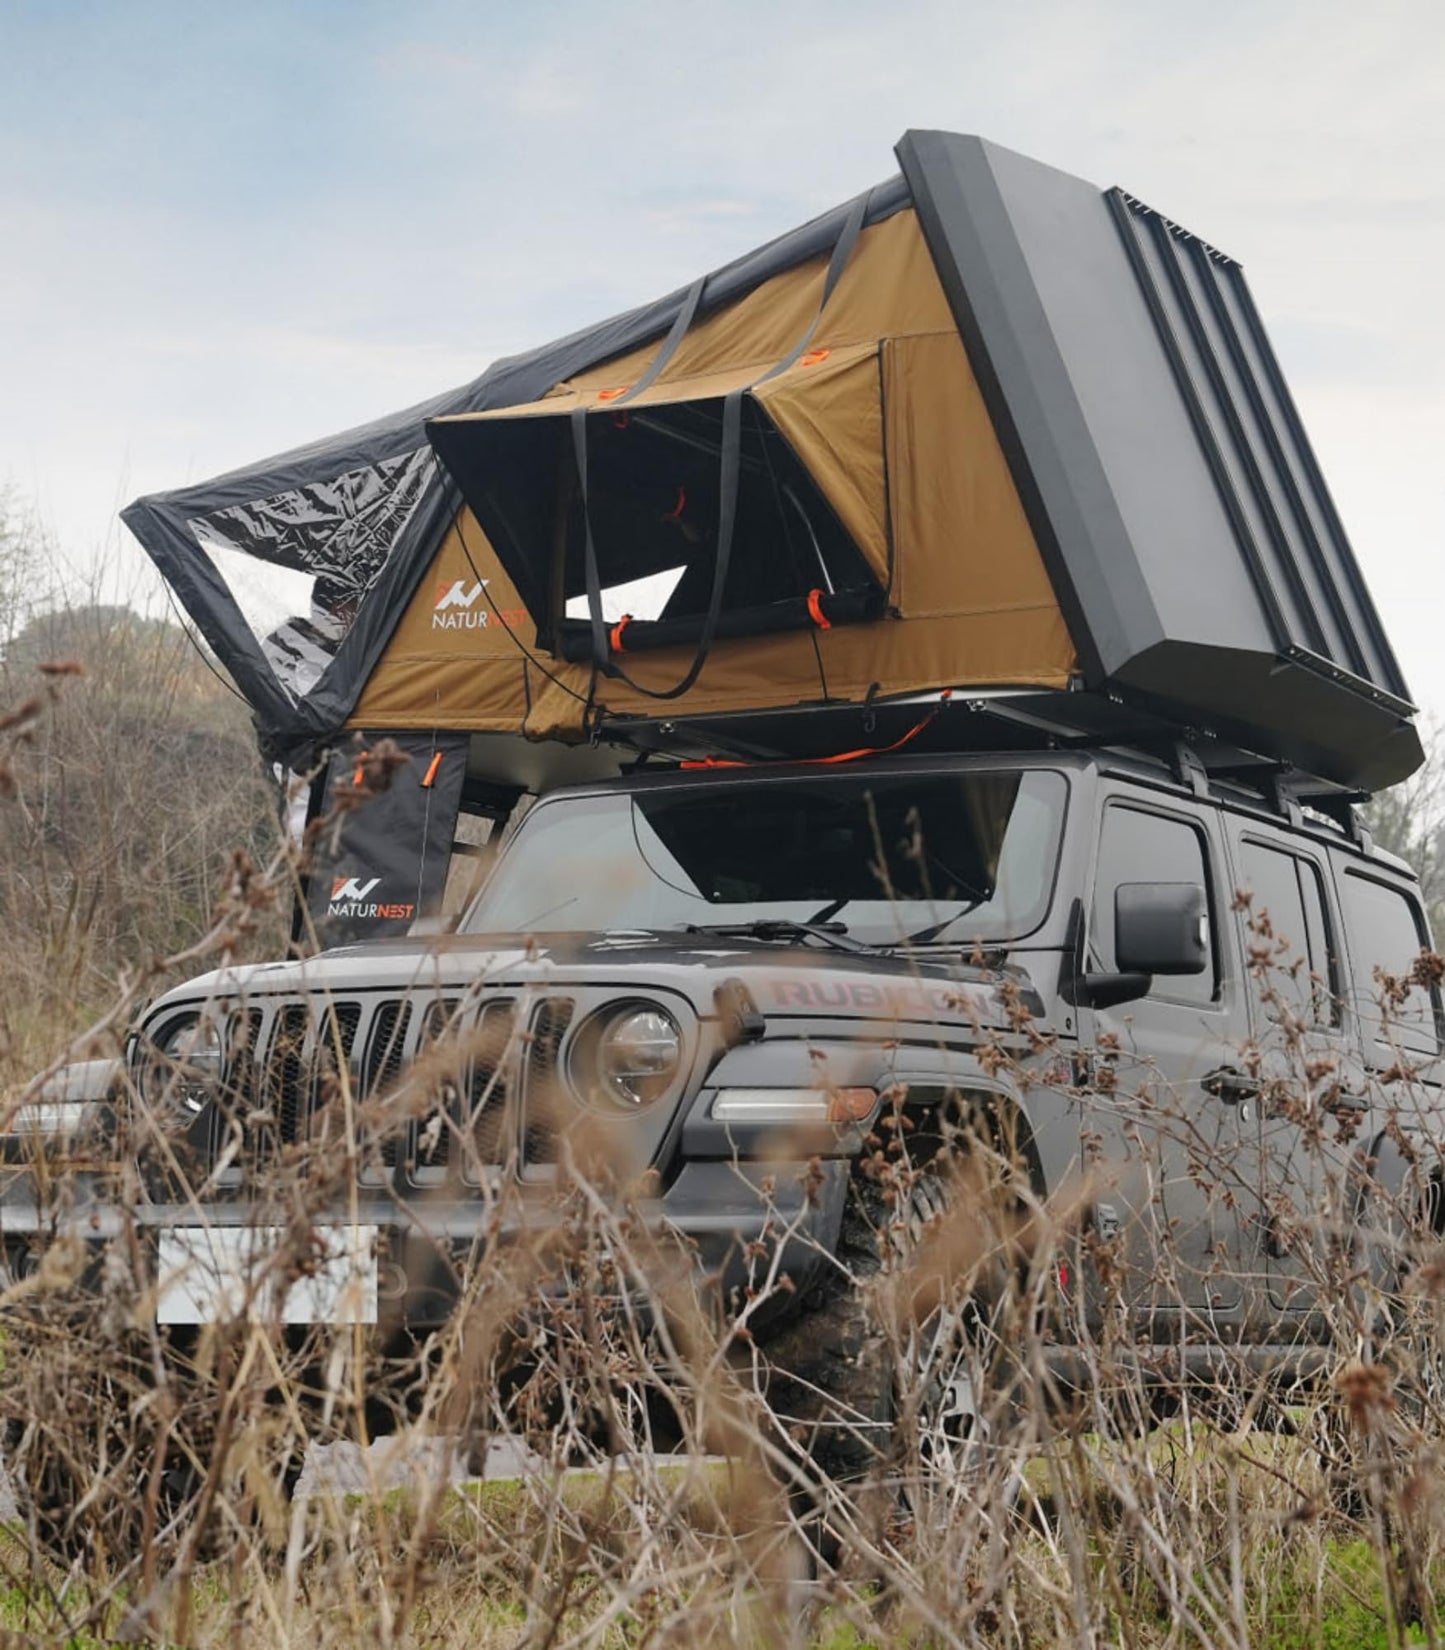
[1341,872,1441,1059]
[1237,840,1340,1028]
[1092,805,1217,1006]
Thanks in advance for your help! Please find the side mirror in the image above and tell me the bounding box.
[1115,882,1209,975]
[1077,968,1153,1010]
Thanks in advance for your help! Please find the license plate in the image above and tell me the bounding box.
[156,1225,379,1326]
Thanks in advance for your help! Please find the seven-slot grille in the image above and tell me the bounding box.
[207,993,564,1182]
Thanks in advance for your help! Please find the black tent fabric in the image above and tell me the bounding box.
[303,730,468,947]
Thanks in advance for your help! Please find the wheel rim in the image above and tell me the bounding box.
[891,1171,993,1504]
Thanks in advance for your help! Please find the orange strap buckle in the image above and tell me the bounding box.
[609,614,634,654]
[421,751,443,789]
[806,588,832,630]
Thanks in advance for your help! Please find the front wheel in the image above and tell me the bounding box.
[758,1149,1025,1561]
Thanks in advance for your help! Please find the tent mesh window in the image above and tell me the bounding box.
[468,396,886,662]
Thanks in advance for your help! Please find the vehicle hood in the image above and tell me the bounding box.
[143,930,1048,1037]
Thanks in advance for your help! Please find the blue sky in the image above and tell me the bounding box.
[2,0,1442,714]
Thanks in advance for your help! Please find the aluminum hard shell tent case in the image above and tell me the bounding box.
[121,132,1420,797]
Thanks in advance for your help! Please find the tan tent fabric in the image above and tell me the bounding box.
[351,205,1078,739]
[563,209,957,391]
[752,345,888,586]
[350,511,554,729]
[884,330,1056,617]
[486,359,764,417]
[519,609,1074,739]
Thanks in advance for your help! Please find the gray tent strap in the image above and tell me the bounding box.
[575,275,706,674]
[573,391,742,701]
[755,186,872,385]
[574,186,874,701]
[612,275,708,407]
[575,400,613,676]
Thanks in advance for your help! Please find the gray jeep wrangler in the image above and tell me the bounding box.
[11,741,1441,1466]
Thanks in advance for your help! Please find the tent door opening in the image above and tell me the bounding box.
[554,392,884,660]
[428,343,891,669]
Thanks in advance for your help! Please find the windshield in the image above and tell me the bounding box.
[463,768,1068,947]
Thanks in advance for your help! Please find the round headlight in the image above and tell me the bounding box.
[582,1004,682,1110]
[143,1014,223,1113]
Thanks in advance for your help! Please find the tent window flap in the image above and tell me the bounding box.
[427,345,889,661]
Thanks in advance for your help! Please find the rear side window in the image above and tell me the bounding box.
[1092,805,1217,1006]
[1341,872,1440,1060]
[1237,841,1339,1028]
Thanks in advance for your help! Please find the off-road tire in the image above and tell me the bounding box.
[759,1149,1022,1568]
[756,1171,897,1489]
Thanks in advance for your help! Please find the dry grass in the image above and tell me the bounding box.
[1,621,1445,1647]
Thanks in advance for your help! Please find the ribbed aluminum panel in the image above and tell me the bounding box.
[1107,189,1410,707]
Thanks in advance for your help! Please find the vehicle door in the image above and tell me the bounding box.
[1332,862,1444,1269]
[1227,827,1362,1318]
[1084,795,1251,1325]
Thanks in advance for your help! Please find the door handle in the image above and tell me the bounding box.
[1202,1066,1260,1105]
[1320,1089,1369,1119]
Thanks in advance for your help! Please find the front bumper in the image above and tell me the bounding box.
[0,1157,852,1333]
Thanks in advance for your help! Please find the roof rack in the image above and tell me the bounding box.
[613,685,1387,811]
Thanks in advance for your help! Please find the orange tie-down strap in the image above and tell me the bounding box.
[680,691,953,771]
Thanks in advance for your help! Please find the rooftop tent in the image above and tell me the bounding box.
[122,131,1421,794]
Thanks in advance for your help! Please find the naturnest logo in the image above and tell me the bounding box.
[328,877,415,921]
[432,578,489,630]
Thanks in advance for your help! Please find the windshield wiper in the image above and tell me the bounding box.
[900,904,984,946]
[680,919,872,955]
